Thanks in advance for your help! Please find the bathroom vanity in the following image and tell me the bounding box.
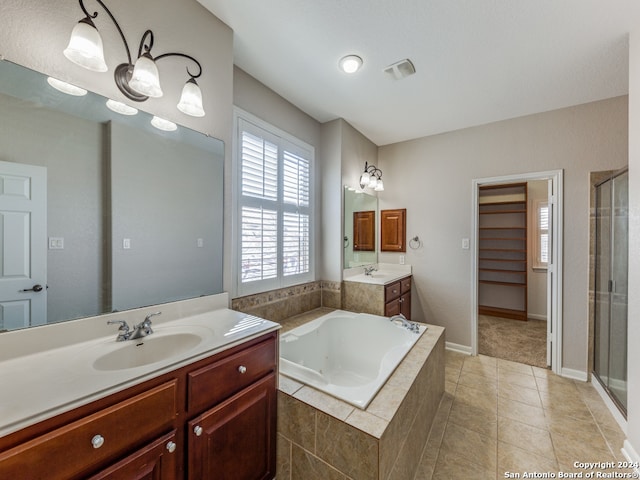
[0,297,279,480]
[342,265,413,319]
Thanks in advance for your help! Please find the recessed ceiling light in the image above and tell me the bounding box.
[339,55,363,74]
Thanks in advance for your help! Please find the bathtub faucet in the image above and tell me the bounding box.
[364,265,377,276]
[389,314,420,334]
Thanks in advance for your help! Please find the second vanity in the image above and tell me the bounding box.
[0,293,279,480]
[342,264,413,319]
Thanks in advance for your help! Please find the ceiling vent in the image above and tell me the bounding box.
[384,59,416,80]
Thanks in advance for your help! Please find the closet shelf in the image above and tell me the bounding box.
[479,280,526,287]
[478,305,527,321]
[479,227,526,230]
[479,201,526,207]
[480,237,526,241]
[479,258,526,263]
[479,248,526,253]
[479,268,525,274]
[479,210,526,215]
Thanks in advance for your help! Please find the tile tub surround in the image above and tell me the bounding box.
[232,281,322,321]
[342,281,385,316]
[277,309,445,480]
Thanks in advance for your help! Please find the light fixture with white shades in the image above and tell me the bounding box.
[359,161,384,191]
[47,77,88,96]
[63,0,205,117]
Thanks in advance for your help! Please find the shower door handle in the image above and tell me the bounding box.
[608,280,616,293]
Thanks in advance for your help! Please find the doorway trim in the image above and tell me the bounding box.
[471,169,564,375]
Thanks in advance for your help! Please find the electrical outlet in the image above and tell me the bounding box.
[462,238,470,250]
[123,238,131,249]
[399,255,405,265]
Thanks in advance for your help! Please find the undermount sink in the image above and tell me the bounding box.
[93,331,204,371]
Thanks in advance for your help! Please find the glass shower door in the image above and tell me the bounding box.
[593,169,628,414]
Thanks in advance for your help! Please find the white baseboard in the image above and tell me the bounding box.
[560,367,588,382]
[527,313,547,321]
[591,376,627,433]
[445,342,472,355]
[622,440,640,476]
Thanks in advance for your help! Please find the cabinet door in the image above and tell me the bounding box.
[353,210,375,251]
[87,431,178,480]
[400,292,411,319]
[385,298,401,317]
[188,373,276,480]
[380,208,406,252]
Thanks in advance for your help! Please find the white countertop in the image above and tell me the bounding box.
[0,305,279,438]
[343,263,412,285]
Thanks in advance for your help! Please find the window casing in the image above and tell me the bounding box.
[234,111,314,296]
[533,200,549,269]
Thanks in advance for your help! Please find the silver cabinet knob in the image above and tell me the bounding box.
[166,441,177,453]
[194,425,203,437]
[91,434,104,449]
[238,365,247,374]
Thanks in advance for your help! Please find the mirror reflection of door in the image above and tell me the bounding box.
[0,160,47,330]
[353,211,375,251]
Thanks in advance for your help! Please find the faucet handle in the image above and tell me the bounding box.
[144,311,162,324]
[107,320,130,332]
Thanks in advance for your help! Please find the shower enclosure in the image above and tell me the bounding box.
[593,168,628,415]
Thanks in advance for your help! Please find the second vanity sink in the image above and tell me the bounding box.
[93,332,203,371]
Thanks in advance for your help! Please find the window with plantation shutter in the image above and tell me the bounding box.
[534,200,549,269]
[235,112,314,295]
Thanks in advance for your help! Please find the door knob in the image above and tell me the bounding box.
[20,284,44,293]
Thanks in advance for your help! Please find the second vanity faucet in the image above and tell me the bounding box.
[107,312,162,341]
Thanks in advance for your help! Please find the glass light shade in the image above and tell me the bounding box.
[359,172,370,188]
[151,116,177,132]
[106,99,138,116]
[369,177,378,189]
[374,179,384,191]
[129,53,163,98]
[177,78,205,117]
[63,19,108,73]
[46,77,87,96]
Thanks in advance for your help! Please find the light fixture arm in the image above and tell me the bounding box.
[359,161,384,190]
[77,0,134,65]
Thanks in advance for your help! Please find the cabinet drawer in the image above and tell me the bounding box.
[385,281,401,301]
[0,380,178,480]
[187,337,276,413]
[400,276,411,294]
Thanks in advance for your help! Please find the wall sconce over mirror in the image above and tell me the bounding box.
[64,0,205,117]
[359,161,384,191]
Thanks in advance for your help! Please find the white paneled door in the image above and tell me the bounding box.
[0,160,47,330]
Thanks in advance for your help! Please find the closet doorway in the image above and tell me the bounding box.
[471,170,564,374]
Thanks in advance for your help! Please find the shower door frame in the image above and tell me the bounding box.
[592,167,628,416]
[471,169,564,375]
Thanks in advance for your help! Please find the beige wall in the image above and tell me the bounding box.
[377,96,628,373]
[626,31,640,465]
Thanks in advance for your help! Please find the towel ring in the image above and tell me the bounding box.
[344,236,350,248]
[409,235,421,250]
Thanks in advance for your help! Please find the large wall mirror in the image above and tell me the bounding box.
[343,186,377,268]
[0,60,224,332]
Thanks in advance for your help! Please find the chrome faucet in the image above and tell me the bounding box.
[389,313,421,334]
[364,265,377,276]
[130,312,161,339]
[107,311,161,341]
[107,320,131,341]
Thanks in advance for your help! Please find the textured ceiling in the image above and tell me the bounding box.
[198,0,639,146]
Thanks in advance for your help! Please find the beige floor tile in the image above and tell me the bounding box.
[497,440,558,476]
[440,422,497,472]
[498,382,542,408]
[448,397,498,439]
[458,370,498,391]
[498,417,555,459]
[498,369,539,390]
[497,358,534,376]
[454,383,498,413]
[445,365,461,384]
[498,396,547,430]
[552,431,617,471]
[431,450,496,480]
[461,356,498,378]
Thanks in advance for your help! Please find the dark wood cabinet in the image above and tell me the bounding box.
[187,373,276,480]
[353,210,375,251]
[0,332,278,480]
[384,276,412,319]
[380,209,406,252]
